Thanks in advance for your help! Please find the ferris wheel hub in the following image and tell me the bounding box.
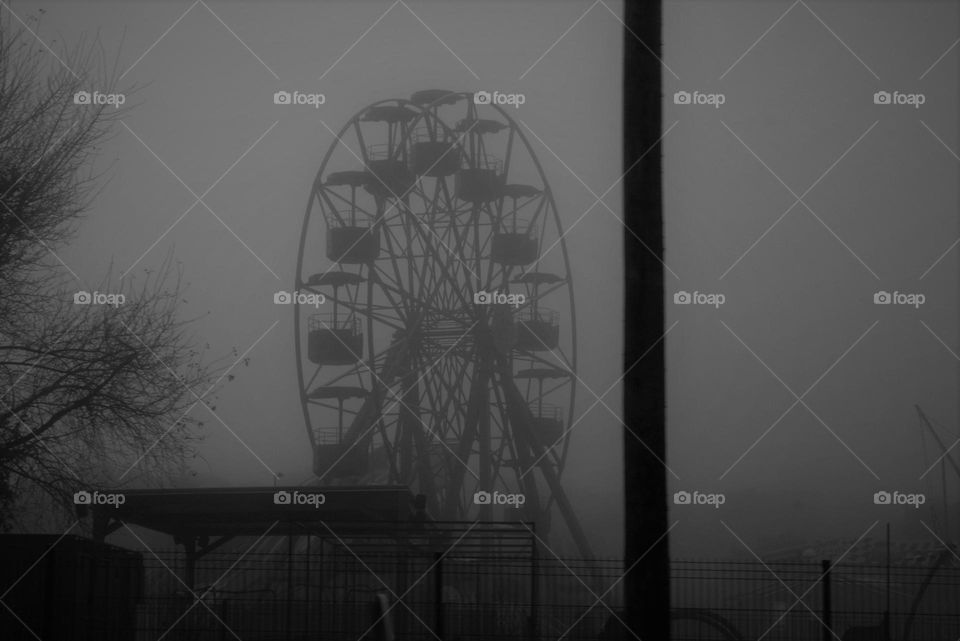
[295,90,590,556]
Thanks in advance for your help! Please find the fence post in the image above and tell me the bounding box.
[821,559,832,641]
[434,552,444,641]
[286,530,293,636]
[220,599,230,641]
[529,530,539,641]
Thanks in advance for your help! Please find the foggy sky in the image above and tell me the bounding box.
[29,0,624,556]
[16,0,960,560]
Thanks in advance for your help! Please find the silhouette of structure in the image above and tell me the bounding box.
[623,2,670,639]
[294,90,591,557]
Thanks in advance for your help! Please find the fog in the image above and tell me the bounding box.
[21,0,960,561]
[34,0,623,557]
[665,1,960,558]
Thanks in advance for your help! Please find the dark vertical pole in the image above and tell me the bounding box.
[434,552,444,641]
[319,538,325,636]
[886,524,891,640]
[529,526,539,641]
[219,600,229,641]
[624,2,669,640]
[184,538,196,592]
[821,559,832,641]
[286,530,293,636]
[305,534,311,634]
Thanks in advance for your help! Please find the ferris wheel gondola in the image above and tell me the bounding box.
[294,90,591,557]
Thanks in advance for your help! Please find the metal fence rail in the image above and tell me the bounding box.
[4,535,960,640]
[123,549,960,641]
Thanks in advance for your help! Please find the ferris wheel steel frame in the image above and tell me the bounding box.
[293,90,591,558]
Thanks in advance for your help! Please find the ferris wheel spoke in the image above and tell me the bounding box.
[434,357,473,440]
[440,361,488,519]
[296,92,585,555]
[489,401,516,488]
[501,123,515,193]
[402,255,473,324]
[380,217,423,309]
[417,351,472,448]
[497,358,592,553]
[303,361,327,392]
[318,187,379,223]
[433,206,479,292]
[373,274,470,329]
[305,335,407,398]
[409,221,479,299]
[301,288,406,331]
[368,262,406,299]
[369,264,431,326]
[490,374,544,518]
[351,122,369,164]
[315,189,350,227]
[401,211,436,305]
[490,373,546,489]
[426,226,482,306]
[518,195,547,232]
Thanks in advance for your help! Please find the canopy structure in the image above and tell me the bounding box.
[85,485,416,539]
[82,485,536,589]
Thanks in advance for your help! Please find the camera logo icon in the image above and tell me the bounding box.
[474,291,492,304]
[473,490,491,505]
[273,490,291,505]
[474,91,491,105]
[873,91,891,105]
[74,291,92,304]
[673,91,691,105]
[274,291,292,304]
[274,91,292,105]
[72,489,124,507]
[673,491,691,505]
[873,291,891,305]
[873,491,891,505]
[673,291,691,305]
[73,91,91,105]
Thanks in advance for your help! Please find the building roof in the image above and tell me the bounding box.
[84,485,417,539]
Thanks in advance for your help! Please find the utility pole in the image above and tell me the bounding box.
[623,2,669,640]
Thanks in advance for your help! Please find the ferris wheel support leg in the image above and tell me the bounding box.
[341,341,412,445]
[399,368,439,515]
[499,364,594,560]
[441,366,486,520]
[478,365,493,522]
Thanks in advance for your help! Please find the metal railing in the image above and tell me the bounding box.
[6,544,960,641]
[308,314,360,333]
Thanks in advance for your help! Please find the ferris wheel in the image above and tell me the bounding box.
[294,89,590,556]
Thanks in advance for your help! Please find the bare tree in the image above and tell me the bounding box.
[0,12,226,530]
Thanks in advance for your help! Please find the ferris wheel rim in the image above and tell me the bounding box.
[293,91,581,520]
